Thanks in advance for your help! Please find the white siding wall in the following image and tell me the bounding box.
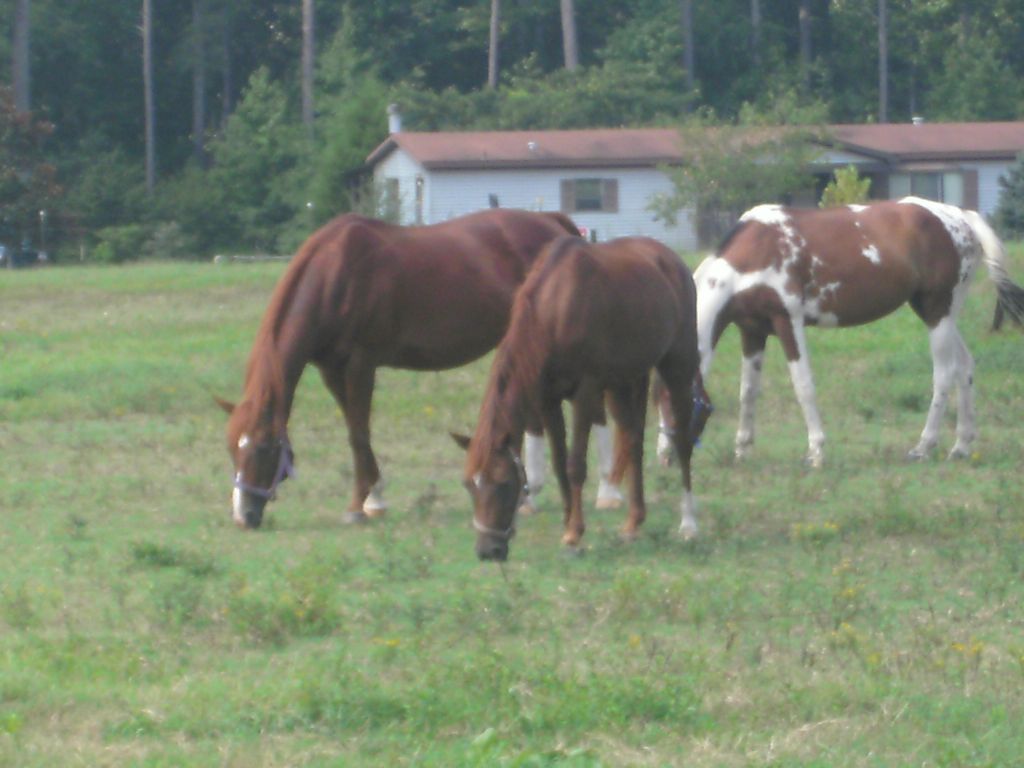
[374,149,698,251]
[374,150,426,224]
[971,161,1010,217]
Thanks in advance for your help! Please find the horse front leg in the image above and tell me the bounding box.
[542,398,578,549]
[325,355,383,522]
[773,313,826,468]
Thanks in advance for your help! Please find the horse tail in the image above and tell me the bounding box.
[964,210,1024,330]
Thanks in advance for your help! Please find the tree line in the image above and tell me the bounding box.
[3,0,1024,261]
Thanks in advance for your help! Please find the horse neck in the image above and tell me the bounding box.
[242,324,310,436]
[469,345,538,473]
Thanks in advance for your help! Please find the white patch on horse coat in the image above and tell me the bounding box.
[231,481,245,524]
[847,204,868,213]
[237,434,251,450]
[862,244,881,264]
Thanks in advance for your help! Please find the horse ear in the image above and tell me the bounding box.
[213,395,236,415]
[450,432,472,451]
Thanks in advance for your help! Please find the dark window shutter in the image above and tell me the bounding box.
[602,179,619,212]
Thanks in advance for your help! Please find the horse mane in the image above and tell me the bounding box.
[716,219,751,255]
[466,237,579,474]
[243,214,375,424]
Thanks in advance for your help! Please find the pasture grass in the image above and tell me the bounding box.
[1,252,1023,766]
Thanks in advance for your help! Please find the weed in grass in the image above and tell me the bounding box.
[225,556,346,644]
[0,583,37,630]
[130,540,219,578]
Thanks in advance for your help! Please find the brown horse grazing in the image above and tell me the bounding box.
[219,208,590,529]
[695,196,1024,467]
[457,235,710,561]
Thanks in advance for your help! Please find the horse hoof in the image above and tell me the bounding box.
[618,528,639,543]
[906,447,931,462]
[803,454,824,469]
[518,502,538,516]
[362,492,387,517]
[561,544,585,558]
[342,510,370,525]
[946,445,972,461]
[678,523,698,541]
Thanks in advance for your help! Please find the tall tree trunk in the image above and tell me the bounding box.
[878,0,889,123]
[799,0,812,92]
[750,0,761,68]
[681,0,695,93]
[13,0,30,113]
[487,0,500,89]
[560,0,579,71]
[143,0,156,194]
[301,0,315,137]
[192,0,207,165]
[221,10,234,125]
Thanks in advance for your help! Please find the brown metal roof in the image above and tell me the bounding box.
[366,122,1024,169]
[365,128,684,170]
[829,122,1024,161]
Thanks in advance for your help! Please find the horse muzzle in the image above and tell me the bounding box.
[232,486,268,529]
[475,533,509,561]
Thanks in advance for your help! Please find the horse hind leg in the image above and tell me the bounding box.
[653,356,699,538]
[735,331,767,460]
[521,428,546,515]
[910,316,974,460]
[949,333,977,459]
[771,314,826,467]
[606,377,649,541]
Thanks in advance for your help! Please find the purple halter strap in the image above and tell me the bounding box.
[233,438,296,500]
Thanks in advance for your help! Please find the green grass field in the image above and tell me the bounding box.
[1,253,1023,767]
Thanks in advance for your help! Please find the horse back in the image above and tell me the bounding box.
[524,236,696,377]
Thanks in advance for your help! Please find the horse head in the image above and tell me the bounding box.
[217,397,295,529]
[452,432,527,562]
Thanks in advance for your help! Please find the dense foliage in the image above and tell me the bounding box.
[3,0,1024,259]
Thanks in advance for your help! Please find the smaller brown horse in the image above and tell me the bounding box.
[695,197,1024,466]
[218,208,593,529]
[456,235,711,561]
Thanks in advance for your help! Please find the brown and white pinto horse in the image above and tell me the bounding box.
[219,208,624,529]
[694,196,1024,467]
[457,235,711,561]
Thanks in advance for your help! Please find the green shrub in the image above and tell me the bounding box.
[91,223,149,263]
[820,164,871,207]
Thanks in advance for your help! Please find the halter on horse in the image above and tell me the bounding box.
[458,235,710,561]
[694,197,1024,466]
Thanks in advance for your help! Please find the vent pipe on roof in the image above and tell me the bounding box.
[388,103,402,134]
[911,116,925,126]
